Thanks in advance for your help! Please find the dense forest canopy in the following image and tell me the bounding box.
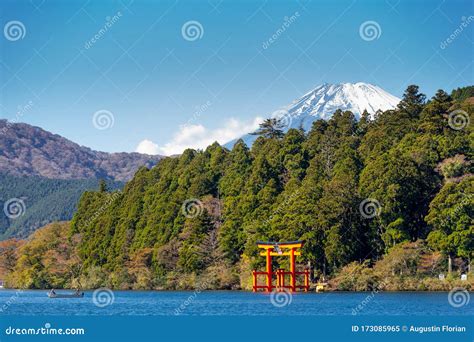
[0,174,123,239]
[2,85,473,290]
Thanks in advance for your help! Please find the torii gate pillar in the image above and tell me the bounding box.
[252,241,309,293]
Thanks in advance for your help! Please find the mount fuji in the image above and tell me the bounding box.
[225,82,400,148]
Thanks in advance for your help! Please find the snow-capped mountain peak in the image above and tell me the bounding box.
[286,82,400,122]
[225,82,400,148]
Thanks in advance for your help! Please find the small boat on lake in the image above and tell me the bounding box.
[47,289,84,298]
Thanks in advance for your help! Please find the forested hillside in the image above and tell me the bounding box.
[3,85,473,290]
[0,175,122,239]
[0,119,163,239]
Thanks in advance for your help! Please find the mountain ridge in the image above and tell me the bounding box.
[0,119,163,181]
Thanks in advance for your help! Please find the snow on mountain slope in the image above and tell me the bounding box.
[225,82,400,148]
[289,82,400,121]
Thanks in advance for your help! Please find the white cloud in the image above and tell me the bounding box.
[136,139,160,155]
[135,117,263,156]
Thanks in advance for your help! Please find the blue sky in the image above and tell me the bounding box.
[0,0,472,155]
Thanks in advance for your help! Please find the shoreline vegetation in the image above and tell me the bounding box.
[1,288,472,293]
[0,222,472,292]
[0,85,473,293]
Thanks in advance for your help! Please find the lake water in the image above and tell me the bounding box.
[0,290,472,316]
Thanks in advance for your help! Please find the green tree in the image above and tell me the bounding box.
[219,140,252,262]
[99,179,108,193]
[426,176,473,273]
[251,118,285,139]
[419,89,452,133]
[397,84,426,118]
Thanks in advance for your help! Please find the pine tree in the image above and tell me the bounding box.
[99,179,108,192]
[419,89,452,133]
[251,118,285,139]
[397,84,426,117]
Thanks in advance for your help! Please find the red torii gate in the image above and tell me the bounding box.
[252,241,309,292]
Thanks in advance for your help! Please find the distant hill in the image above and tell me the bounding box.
[0,120,163,239]
[0,120,162,181]
[0,173,123,239]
